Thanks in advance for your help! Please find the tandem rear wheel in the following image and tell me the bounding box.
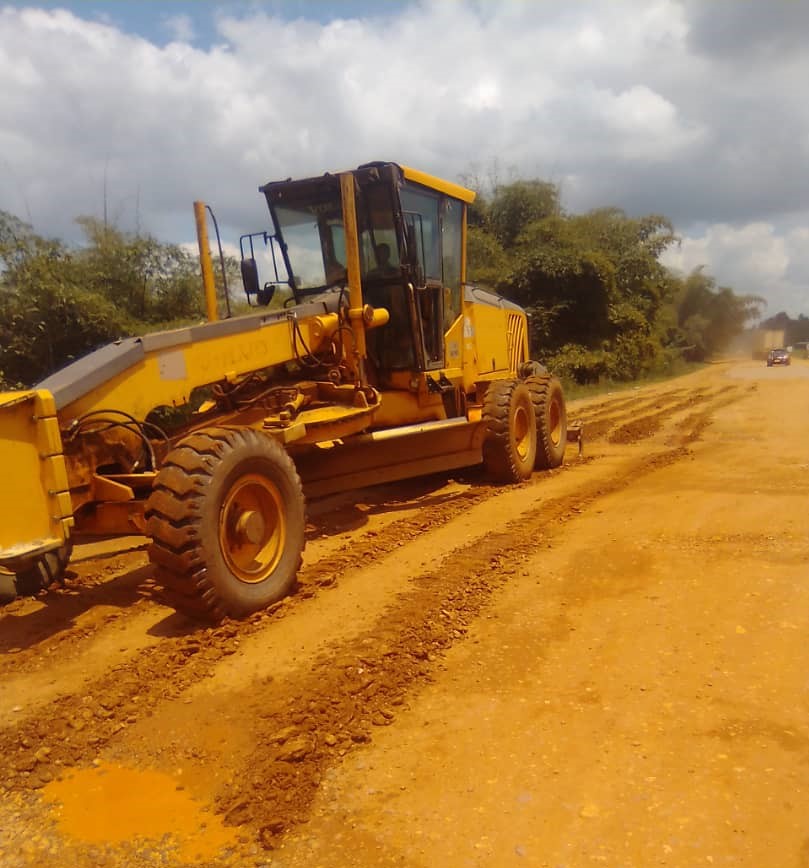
[482,379,538,483]
[525,375,567,469]
[482,373,567,483]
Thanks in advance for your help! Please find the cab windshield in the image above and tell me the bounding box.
[269,175,404,295]
[272,188,347,293]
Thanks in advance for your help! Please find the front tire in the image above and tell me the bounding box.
[482,379,537,483]
[145,427,305,620]
[526,375,567,469]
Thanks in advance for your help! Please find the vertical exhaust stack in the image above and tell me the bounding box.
[193,201,219,323]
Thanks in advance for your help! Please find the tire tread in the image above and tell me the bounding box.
[525,374,567,469]
[482,379,537,483]
[145,426,305,621]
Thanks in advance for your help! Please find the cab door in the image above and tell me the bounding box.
[400,187,445,371]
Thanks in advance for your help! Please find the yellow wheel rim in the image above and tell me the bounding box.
[219,474,286,584]
[513,402,533,461]
[548,397,563,445]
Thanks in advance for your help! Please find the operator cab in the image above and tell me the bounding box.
[240,162,474,380]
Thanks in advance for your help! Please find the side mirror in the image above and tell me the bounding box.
[240,258,260,297]
[257,284,275,306]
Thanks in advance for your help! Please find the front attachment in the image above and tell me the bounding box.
[0,389,73,573]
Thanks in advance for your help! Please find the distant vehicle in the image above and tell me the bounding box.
[751,328,786,360]
[766,348,790,367]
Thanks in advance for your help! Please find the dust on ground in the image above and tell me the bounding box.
[1,359,806,867]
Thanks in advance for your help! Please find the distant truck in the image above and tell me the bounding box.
[751,329,786,360]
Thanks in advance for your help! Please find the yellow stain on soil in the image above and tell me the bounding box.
[43,763,237,862]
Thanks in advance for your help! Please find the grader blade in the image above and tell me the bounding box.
[295,417,486,498]
[0,390,73,571]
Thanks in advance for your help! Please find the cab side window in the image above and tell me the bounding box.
[359,182,400,278]
[400,187,441,281]
[359,181,414,370]
[400,185,447,368]
[441,198,463,330]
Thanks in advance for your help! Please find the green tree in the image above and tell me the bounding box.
[465,174,756,382]
[0,212,129,387]
[0,210,216,388]
[74,217,205,323]
[675,268,764,361]
[486,180,561,249]
[465,225,512,289]
[504,208,678,379]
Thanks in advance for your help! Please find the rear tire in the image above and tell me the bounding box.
[482,380,537,483]
[518,360,547,379]
[526,375,567,469]
[145,427,305,621]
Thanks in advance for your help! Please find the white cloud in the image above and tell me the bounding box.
[463,78,501,112]
[0,1,808,316]
[588,83,705,161]
[163,13,196,44]
[661,222,807,316]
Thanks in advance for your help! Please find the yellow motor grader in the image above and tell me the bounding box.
[0,161,568,619]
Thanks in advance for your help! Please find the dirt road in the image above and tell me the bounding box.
[1,359,807,867]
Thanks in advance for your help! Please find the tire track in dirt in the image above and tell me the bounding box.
[0,483,490,681]
[205,392,741,849]
[0,387,745,811]
[0,383,707,680]
[585,388,711,419]
[571,388,704,442]
[578,385,745,444]
[3,387,745,864]
[0,484,519,791]
[0,556,152,675]
[607,388,740,444]
[569,386,691,418]
[0,380,724,681]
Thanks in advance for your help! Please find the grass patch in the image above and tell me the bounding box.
[560,361,708,402]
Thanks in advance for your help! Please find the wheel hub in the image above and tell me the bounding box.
[219,473,286,584]
[549,399,562,444]
[514,405,531,460]
[235,510,266,545]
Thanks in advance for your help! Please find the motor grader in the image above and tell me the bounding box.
[0,161,568,619]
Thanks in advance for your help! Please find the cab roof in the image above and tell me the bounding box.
[398,164,476,204]
[261,162,476,205]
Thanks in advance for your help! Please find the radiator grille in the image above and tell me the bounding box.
[506,313,526,373]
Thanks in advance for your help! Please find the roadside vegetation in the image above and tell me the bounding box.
[0,211,227,389]
[0,175,778,390]
[465,178,765,385]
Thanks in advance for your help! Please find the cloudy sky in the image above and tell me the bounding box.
[1,0,808,317]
